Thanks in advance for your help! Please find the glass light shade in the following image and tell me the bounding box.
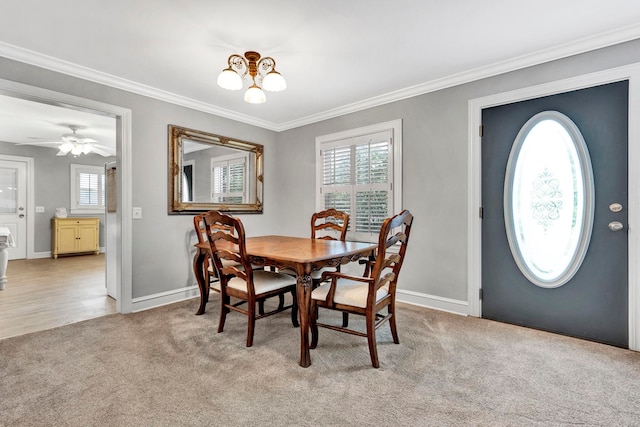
[262,71,286,92]
[70,144,83,156]
[244,85,266,104]
[59,141,74,153]
[217,68,243,90]
[81,144,92,154]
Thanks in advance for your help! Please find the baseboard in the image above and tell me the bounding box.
[130,286,469,316]
[396,289,468,316]
[33,251,51,259]
[131,285,200,313]
[32,247,105,259]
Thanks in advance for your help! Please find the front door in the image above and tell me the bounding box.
[0,159,27,260]
[481,81,628,347]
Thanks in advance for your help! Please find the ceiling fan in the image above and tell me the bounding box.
[16,125,115,157]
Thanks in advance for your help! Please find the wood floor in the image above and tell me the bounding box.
[0,254,115,340]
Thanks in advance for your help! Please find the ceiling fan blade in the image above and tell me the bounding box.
[79,137,98,143]
[56,150,67,156]
[90,143,116,153]
[13,141,63,146]
[90,146,115,157]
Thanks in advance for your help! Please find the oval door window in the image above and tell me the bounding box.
[504,111,594,288]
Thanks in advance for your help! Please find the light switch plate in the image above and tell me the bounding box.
[133,207,142,219]
[35,206,45,213]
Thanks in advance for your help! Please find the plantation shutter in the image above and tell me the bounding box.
[78,171,101,207]
[320,130,392,241]
[212,155,247,203]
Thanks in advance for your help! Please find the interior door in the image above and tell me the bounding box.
[0,159,27,260]
[481,81,628,348]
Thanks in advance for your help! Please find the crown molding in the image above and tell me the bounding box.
[276,22,640,131]
[0,42,281,131]
[2,22,640,133]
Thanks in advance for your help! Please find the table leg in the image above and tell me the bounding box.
[193,249,209,315]
[296,274,313,367]
[0,243,7,290]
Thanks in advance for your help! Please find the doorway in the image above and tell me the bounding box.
[468,63,640,351]
[0,78,133,318]
[0,158,28,260]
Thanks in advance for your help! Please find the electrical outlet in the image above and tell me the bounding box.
[35,206,45,213]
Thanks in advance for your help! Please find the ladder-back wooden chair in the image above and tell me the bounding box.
[194,212,280,314]
[280,208,349,285]
[310,208,350,282]
[193,213,222,295]
[309,209,413,368]
[203,210,299,347]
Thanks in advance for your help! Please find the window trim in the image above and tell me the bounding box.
[70,164,105,215]
[316,119,402,242]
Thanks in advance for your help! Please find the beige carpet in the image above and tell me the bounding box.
[1,296,640,426]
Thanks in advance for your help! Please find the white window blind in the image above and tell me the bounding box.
[70,164,105,214]
[319,127,397,242]
[211,154,248,203]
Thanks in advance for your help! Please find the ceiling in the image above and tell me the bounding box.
[0,0,639,152]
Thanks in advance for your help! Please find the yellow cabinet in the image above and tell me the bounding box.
[51,217,100,259]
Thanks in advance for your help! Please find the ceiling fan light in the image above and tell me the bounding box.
[59,141,74,153]
[81,144,92,154]
[244,85,266,104]
[70,144,83,156]
[262,70,286,92]
[217,68,243,90]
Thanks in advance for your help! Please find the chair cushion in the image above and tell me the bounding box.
[278,266,337,280]
[311,266,337,280]
[311,278,389,308]
[227,270,295,295]
[277,267,296,276]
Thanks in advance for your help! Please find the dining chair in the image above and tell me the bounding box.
[280,208,351,324]
[311,208,350,241]
[195,212,283,315]
[310,208,350,281]
[193,213,224,294]
[309,209,413,368]
[280,208,350,283]
[203,210,299,347]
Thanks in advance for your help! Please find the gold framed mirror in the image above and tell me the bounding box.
[168,124,263,214]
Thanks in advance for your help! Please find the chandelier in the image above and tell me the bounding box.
[216,51,286,104]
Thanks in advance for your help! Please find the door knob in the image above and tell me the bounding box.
[608,221,624,232]
[19,214,25,218]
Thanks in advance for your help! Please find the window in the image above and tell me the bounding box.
[211,153,249,203]
[504,111,594,288]
[316,120,402,242]
[70,164,105,214]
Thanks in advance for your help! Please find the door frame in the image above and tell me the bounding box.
[0,78,133,314]
[0,154,34,259]
[468,63,640,350]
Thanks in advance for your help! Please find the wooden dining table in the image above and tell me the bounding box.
[193,235,377,367]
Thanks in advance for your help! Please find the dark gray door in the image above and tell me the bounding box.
[481,81,629,347]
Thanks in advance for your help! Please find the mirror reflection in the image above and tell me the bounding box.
[168,125,263,214]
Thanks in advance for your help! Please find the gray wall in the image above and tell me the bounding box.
[0,57,278,299]
[274,39,640,303]
[0,141,112,252]
[1,37,640,305]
